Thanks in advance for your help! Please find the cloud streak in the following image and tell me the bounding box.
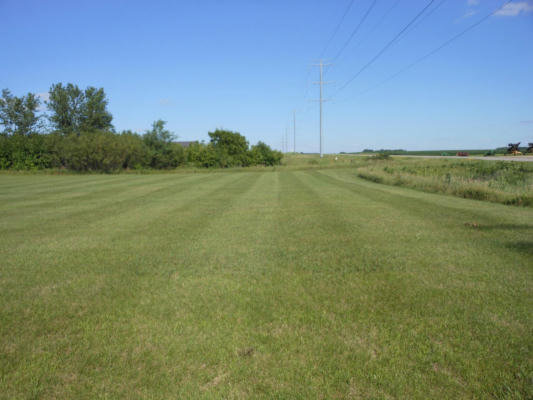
[495,1,533,16]
[462,9,479,18]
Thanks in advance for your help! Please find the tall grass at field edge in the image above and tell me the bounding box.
[356,158,533,207]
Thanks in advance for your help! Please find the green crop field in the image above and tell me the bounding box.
[1,167,532,399]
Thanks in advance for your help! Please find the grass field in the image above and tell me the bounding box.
[1,167,532,399]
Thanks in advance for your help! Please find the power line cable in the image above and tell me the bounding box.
[335,0,436,94]
[319,0,357,59]
[343,0,514,100]
[301,1,354,119]
[402,0,448,38]
[303,0,358,104]
[350,0,401,51]
[331,0,379,63]
[332,0,446,76]
[328,0,399,74]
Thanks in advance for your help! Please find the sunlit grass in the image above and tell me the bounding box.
[355,157,533,206]
[1,168,532,398]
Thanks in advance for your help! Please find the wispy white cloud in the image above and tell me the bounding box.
[495,1,533,16]
[461,0,480,20]
[36,92,49,102]
[159,98,173,106]
[462,9,479,18]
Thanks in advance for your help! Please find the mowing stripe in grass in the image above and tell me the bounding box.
[286,169,532,398]
[0,170,531,399]
[316,169,533,266]
[0,174,179,211]
[0,173,228,242]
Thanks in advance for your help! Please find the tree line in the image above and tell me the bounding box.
[0,84,282,171]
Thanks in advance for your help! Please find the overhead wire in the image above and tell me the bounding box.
[347,0,401,55]
[402,0,449,38]
[340,0,514,100]
[301,0,360,116]
[330,0,379,63]
[326,0,399,75]
[319,0,357,59]
[303,0,359,101]
[335,0,436,94]
[333,0,447,73]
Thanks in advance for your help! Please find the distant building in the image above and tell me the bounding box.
[174,141,198,148]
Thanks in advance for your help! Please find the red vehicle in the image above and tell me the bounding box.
[456,152,469,157]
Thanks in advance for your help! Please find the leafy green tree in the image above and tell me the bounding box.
[143,120,175,149]
[0,89,42,135]
[81,86,113,132]
[47,83,113,135]
[47,83,84,134]
[143,120,184,168]
[208,129,249,167]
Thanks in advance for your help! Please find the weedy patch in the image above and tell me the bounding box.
[356,158,533,206]
[238,347,255,357]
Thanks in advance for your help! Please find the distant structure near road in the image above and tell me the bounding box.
[456,152,469,157]
[507,143,522,155]
[526,143,533,154]
[174,141,198,148]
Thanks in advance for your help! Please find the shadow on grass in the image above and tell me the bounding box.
[477,224,533,232]
[504,241,533,256]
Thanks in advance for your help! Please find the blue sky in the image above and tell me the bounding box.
[1,0,532,152]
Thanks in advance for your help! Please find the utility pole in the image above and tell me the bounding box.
[293,109,296,153]
[284,127,288,153]
[313,60,331,158]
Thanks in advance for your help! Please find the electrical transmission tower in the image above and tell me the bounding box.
[313,60,331,158]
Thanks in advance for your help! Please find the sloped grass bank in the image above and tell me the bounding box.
[356,158,533,206]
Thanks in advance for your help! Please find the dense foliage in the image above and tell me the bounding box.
[0,84,282,171]
[47,83,114,134]
[0,89,42,136]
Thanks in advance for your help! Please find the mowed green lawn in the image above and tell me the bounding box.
[1,168,532,399]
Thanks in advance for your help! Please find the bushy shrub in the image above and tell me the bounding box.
[1,84,283,171]
[249,141,282,166]
[142,121,186,169]
[59,131,131,172]
[186,142,217,168]
[0,121,282,171]
[208,129,250,167]
[0,133,57,170]
[118,131,150,169]
[368,153,390,160]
